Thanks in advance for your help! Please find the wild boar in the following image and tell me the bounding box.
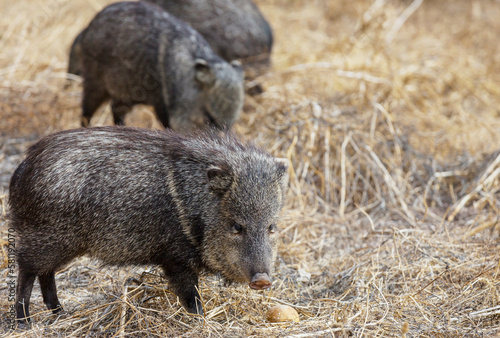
[9,126,289,322]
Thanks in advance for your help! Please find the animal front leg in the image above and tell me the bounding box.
[163,265,203,315]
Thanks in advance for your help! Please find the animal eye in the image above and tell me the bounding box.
[232,223,243,234]
[269,224,277,234]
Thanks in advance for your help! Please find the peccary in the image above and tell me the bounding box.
[145,0,273,75]
[9,126,288,322]
[78,1,244,130]
[68,0,273,78]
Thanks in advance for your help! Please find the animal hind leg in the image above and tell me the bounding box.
[16,269,37,323]
[39,271,62,314]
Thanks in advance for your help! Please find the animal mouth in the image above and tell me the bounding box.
[249,273,272,290]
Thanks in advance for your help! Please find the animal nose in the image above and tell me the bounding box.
[249,273,272,290]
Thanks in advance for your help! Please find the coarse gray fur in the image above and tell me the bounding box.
[145,0,273,75]
[78,1,244,130]
[9,126,288,322]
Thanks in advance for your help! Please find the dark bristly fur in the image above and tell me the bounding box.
[77,2,244,130]
[9,126,288,323]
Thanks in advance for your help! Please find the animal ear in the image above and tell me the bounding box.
[195,59,216,86]
[275,158,289,193]
[207,165,233,194]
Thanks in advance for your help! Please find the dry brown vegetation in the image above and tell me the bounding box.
[1,0,500,336]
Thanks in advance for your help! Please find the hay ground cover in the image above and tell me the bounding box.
[1,0,500,336]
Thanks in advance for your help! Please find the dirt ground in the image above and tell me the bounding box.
[1,0,500,336]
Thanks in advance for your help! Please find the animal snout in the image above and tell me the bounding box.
[249,273,272,290]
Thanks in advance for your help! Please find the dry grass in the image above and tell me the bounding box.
[1,0,500,336]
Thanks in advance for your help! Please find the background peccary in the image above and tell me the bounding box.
[68,0,273,78]
[9,126,288,322]
[78,1,244,130]
[145,0,273,75]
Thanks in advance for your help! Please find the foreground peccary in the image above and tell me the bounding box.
[78,1,244,130]
[9,126,288,322]
[145,0,273,74]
